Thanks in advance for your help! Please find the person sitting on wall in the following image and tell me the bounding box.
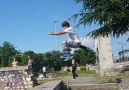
[12,57,19,67]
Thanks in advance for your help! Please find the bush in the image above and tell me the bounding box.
[80,66,86,70]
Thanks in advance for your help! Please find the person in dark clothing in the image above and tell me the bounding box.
[72,58,78,79]
[72,65,78,79]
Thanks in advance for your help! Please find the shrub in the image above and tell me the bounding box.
[80,66,86,70]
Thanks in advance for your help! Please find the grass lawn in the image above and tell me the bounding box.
[51,70,96,79]
[76,70,96,77]
[36,70,96,85]
[36,70,129,85]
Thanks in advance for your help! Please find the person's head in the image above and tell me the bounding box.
[61,21,70,30]
[13,57,16,61]
[28,55,32,60]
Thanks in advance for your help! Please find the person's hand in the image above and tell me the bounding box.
[48,32,53,35]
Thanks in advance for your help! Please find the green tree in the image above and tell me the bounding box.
[71,0,129,38]
[34,53,44,72]
[0,42,20,67]
[21,51,35,65]
[47,50,63,71]
[44,52,53,67]
[73,48,96,65]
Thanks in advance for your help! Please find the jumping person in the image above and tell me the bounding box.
[48,21,87,61]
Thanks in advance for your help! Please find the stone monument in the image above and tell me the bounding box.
[95,36,113,76]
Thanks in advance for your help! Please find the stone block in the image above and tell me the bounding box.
[27,81,33,85]
[24,85,28,88]
[4,86,11,90]
[20,86,24,89]
[23,71,28,75]
[1,78,4,82]
[21,89,25,90]
[26,77,31,81]
[16,85,21,89]
[22,77,26,81]
[28,85,33,88]
[23,81,27,85]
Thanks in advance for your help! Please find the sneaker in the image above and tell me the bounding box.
[64,54,73,61]
[60,53,68,59]
[60,53,73,61]
[72,78,76,80]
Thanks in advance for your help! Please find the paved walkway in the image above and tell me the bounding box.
[62,77,100,85]
[35,76,129,90]
[119,79,129,90]
[61,76,129,90]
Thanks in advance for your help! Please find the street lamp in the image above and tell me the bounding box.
[118,42,123,51]
[118,42,126,61]
[118,42,126,51]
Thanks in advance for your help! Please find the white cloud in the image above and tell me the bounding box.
[80,37,95,51]
[70,37,95,54]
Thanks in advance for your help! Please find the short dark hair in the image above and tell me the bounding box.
[62,21,70,27]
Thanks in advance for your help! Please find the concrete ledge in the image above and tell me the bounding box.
[30,80,63,90]
[0,66,28,71]
[69,83,121,90]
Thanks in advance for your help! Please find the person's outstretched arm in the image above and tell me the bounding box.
[48,31,67,36]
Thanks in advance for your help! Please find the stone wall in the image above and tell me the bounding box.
[0,66,33,90]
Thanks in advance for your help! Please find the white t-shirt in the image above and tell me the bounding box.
[64,27,80,43]
[42,66,46,72]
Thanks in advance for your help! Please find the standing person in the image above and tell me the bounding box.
[72,58,78,79]
[42,66,46,78]
[27,55,34,75]
[48,21,87,61]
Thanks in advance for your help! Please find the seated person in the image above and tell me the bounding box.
[12,57,19,67]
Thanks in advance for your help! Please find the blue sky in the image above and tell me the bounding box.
[0,0,128,56]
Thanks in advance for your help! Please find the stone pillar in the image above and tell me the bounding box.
[95,36,113,76]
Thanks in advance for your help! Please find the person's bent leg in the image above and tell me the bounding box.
[62,40,71,54]
[44,72,46,78]
[61,40,72,60]
[68,41,81,48]
[75,73,78,77]
[79,45,87,51]
[72,65,76,79]
[72,72,76,79]
[43,72,45,77]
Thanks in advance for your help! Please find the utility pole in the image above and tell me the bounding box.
[54,21,58,51]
